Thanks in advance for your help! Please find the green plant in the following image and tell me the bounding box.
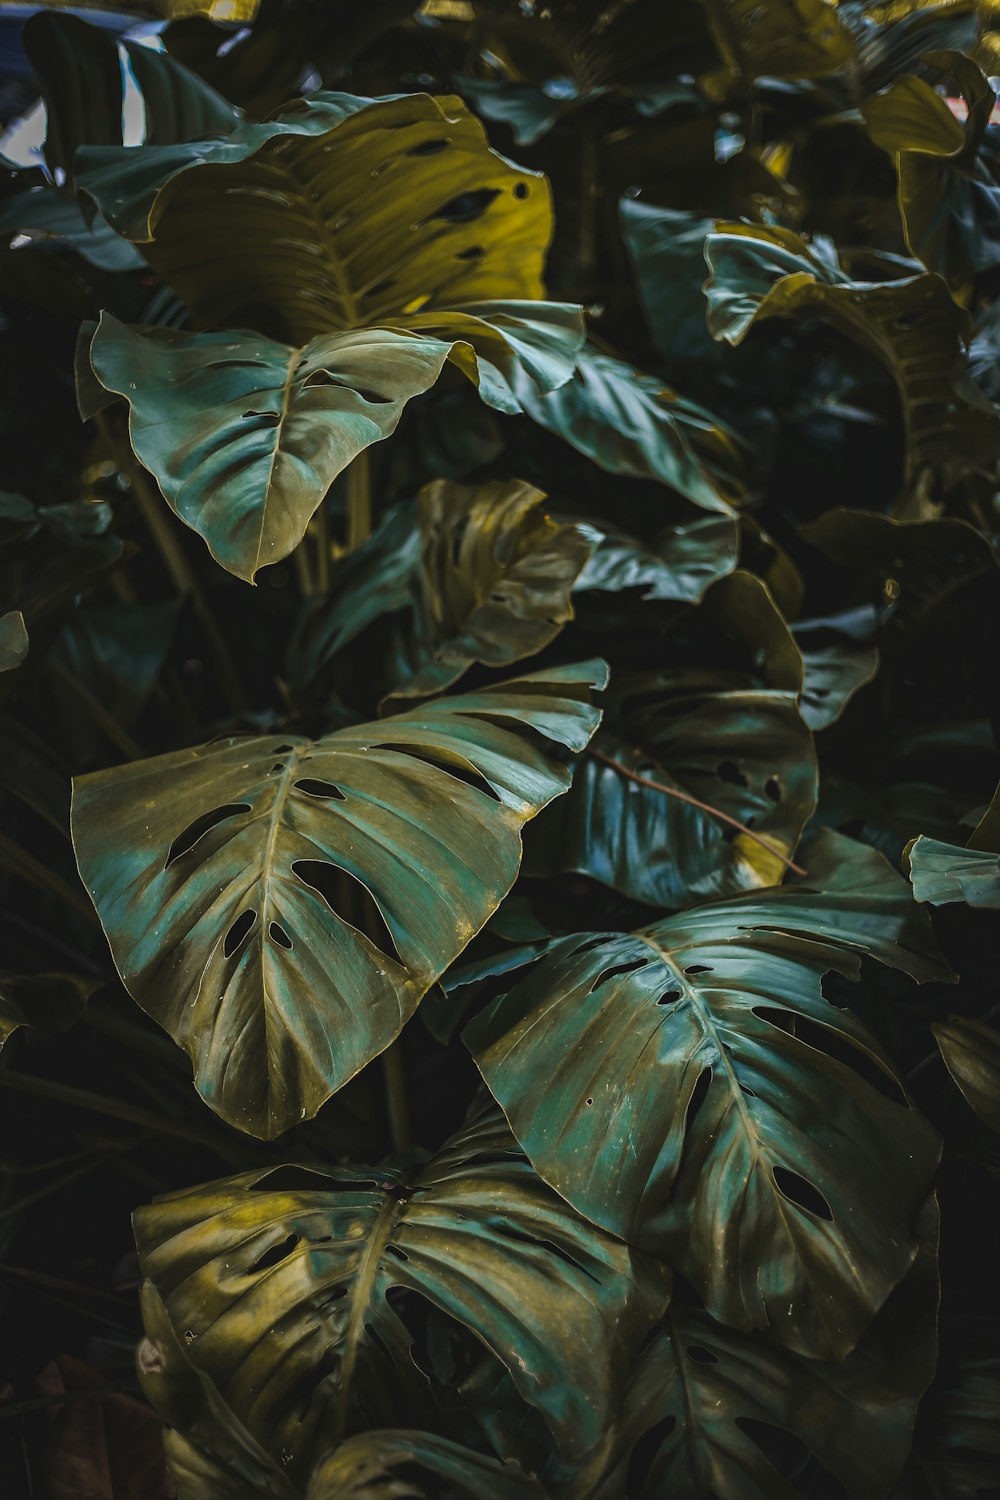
[1,1,999,1495]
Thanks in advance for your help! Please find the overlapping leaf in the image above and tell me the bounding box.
[134,1106,670,1485]
[702,0,855,86]
[933,1018,1000,1134]
[467,832,947,1357]
[71,661,606,1136]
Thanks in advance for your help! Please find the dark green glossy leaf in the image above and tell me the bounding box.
[386,478,595,703]
[792,610,880,730]
[71,661,607,1136]
[0,189,145,272]
[533,665,816,906]
[467,831,947,1358]
[705,222,1000,489]
[932,1018,1000,1133]
[0,609,29,672]
[509,346,743,510]
[134,1106,670,1480]
[907,836,1000,908]
[619,202,721,371]
[574,511,738,604]
[595,1197,938,1499]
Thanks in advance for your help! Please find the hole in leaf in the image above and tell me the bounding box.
[292,859,402,963]
[716,759,749,788]
[374,743,500,802]
[432,187,499,222]
[657,989,681,1006]
[685,965,713,976]
[753,1006,908,1105]
[735,1418,815,1481]
[772,1166,833,1220]
[590,958,648,991]
[364,1322,390,1358]
[456,244,483,260]
[166,803,250,867]
[627,1414,676,1495]
[295,778,346,800]
[450,514,470,568]
[764,776,782,803]
[361,277,397,302]
[585,1097,594,1106]
[224,910,256,958]
[685,1068,712,1131]
[269,921,293,950]
[513,182,528,198]
[248,1233,299,1274]
[685,1344,719,1364]
[385,1243,409,1261]
[407,137,449,155]
[493,1223,600,1283]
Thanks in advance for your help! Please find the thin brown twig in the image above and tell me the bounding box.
[587,747,808,878]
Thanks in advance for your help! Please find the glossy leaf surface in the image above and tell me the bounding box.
[72,662,606,1136]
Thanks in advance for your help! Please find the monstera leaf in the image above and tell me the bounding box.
[703,0,855,86]
[932,1019,1000,1134]
[704,222,1000,490]
[532,667,817,907]
[863,49,1000,278]
[907,838,1000,908]
[466,832,947,1358]
[71,661,606,1136]
[385,478,596,703]
[80,316,459,582]
[598,1199,938,1500]
[506,347,743,511]
[133,1106,670,1488]
[77,92,555,345]
[0,610,28,672]
[792,609,879,731]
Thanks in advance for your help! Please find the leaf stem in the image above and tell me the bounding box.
[346,450,372,551]
[45,658,144,761]
[381,1040,411,1154]
[587,747,808,877]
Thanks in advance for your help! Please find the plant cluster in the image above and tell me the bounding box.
[1,0,1000,1495]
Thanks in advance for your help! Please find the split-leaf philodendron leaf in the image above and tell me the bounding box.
[71,661,606,1136]
[467,831,947,1358]
[133,1107,670,1484]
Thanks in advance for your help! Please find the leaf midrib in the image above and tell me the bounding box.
[332,1187,407,1439]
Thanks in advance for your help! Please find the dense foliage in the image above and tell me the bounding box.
[1,0,1000,1494]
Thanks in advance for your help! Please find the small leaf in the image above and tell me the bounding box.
[0,610,29,672]
[933,1018,1000,1133]
[906,836,1000,909]
[72,661,607,1136]
[574,513,739,605]
[0,972,94,1051]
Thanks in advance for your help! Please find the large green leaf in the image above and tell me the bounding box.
[386,478,595,703]
[466,831,947,1358]
[77,92,556,346]
[82,316,457,583]
[532,666,817,907]
[133,1106,670,1485]
[506,346,743,512]
[592,1198,938,1499]
[704,222,1000,489]
[702,0,855,86]
[71,660,607,1136]
[933,1018,1000,1134]
[862,49,1000,278]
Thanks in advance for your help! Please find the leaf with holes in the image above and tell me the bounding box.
[384,478,596,704]
[70,660,607,1137]
[77,92,556,346]
[932,1019,1000,1135]
[531,667,816,908]
[574,512,739,605]
[596,1198,938,1500]
[466,831,948,1358]
[81,315,459,582]
[133,1107,670,1489]
[704,222,1000,492]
